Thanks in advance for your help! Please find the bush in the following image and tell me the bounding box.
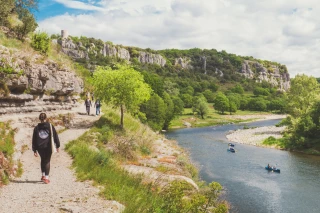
[31,31,51,55]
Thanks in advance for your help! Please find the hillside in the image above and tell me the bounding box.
[55,30,290,91]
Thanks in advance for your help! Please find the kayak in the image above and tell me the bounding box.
[228,143,235,147]
[265,166,280,173]
[227,148,235,153]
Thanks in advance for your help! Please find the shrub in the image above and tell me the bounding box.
[31,31,51,55]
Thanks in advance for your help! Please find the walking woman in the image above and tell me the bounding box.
[32,113,60,184]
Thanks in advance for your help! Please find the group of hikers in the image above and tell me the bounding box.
[84,92,102,116]
[32,93,102,184]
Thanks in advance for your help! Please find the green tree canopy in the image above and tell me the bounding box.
[213,92,229,114]
[193,96,209,119]
[92,65,152,128]
[140,93,166,131]
[0,0,15,25]
[287,74,320,118]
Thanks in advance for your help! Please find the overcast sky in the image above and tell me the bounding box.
[36,0,320,77]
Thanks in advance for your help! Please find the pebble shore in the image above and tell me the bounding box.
[226,115,287,147]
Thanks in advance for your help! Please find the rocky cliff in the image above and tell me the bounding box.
[0,45,83,115]
[58,36,167,67]
[240,60,290,90]
[56,33,290,90]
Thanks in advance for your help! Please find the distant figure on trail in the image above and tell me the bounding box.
[94,99,101,116]
[91,92,94,101]
[85,97,92,115]
[32,113,60,184]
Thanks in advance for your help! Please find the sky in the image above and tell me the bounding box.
[36,0,320,77]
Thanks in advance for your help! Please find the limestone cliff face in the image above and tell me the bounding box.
[138,52,166,67]
[0,45,83,114]
[102,44,130,61]
[174,57,192,69]
[58,36,167,67]
[240,60,290,90]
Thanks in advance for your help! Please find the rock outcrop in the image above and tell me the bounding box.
[0,45,83,114]
[174,57,193,69]
[138,51,166,67]
[102,44,130,61]
[58,38,88,59]
[240,60,290,90]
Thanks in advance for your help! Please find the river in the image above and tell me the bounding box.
[165,119,320,213]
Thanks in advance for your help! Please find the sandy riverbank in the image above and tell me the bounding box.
[226,114,287,147]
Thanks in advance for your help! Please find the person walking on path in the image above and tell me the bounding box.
[32,113,60,184]
[85,97,92,115]
[94,99,101,116]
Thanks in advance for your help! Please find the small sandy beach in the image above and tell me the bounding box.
[226,114,287,147]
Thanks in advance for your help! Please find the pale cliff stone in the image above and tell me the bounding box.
[174,57,193,69]
[0,45,84,114]
[138,51,166,67]
[240,60,290,91]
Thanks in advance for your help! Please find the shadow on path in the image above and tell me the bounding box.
[10,180,43,184]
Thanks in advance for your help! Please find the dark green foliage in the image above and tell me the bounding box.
[141,71,164,97]
[31,31,50,55]
[0,0,15,26]
[247,98,268,111]
[140,93,166,131]
[253,87,270,96]
[172,96,184,115]
[213,92,229,114]
[181,94,193,108]
[193,96,209,119]
[162,92,175,130]
[230,84,244,94]
[13,8,37,40]
[202,89,215,102]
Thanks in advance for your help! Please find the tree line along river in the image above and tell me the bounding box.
[165,119,320,213]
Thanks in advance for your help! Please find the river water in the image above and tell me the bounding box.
[165,119,320,213]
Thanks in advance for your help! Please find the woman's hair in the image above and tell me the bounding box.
[39,113,47,121]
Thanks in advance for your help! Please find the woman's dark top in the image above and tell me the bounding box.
[32,122,60,152]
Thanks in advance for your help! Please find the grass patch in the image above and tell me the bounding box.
[65,107,228,212]
[170,104,273,129]
[0,121,19,186]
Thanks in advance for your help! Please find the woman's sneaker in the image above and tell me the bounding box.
[41,176,45,181]
[43,179,50,184]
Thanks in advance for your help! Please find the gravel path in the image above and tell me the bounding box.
[0,106,124,213]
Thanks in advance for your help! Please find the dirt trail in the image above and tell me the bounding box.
[0,105,124,213]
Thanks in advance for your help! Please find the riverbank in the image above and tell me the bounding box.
[170,112,287,129]
[226,125,286,148]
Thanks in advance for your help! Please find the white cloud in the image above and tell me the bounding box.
[54,0,105,11]
[39,0,320,77]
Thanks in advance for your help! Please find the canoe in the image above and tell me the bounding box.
[265,166,280,173]
[227,148,235,153]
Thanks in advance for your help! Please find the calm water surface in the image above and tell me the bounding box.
[165,119,320,213]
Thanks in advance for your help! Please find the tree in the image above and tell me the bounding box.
[181,93,193,108]
[0,0,15,26]
[227,94,240,114]
[92,65,152,128]
[31,31,50,55]
[253,87,270,96]
[230,84,244,94]
[162,92,175,130]
[193,97,209,119]
[202,89,215,102]
[141,94,166,131]
[213,92,229,114]
[172,96,184,115]
[287,74,319,118]
[15,0,39,11]
[14,8,37,40]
